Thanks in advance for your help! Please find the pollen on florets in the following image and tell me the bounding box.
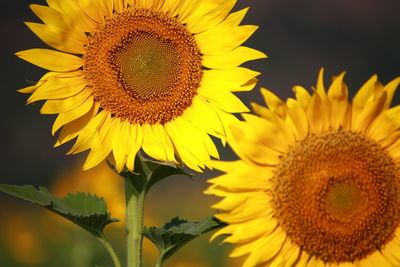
[271,130,400,263]
[84,8,203,125]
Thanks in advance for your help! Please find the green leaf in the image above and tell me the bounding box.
[0,184,118,237]
[110,152,193,195]
[143,215,226,265]
[144,160,193,193]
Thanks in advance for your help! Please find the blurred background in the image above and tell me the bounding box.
[1,0,399,266]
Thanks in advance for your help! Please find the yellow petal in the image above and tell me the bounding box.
[388,140,400,163]
[306,256,326,267]
[272,241,301,267]
[177,0,200,23]
[250,102,268,116]
[155,124,176,162]
[18,71,59,94]
[201,67,261,92]
[25,22,86,54]
[52,96,94,135]
[30,4,65,28]
[161,0,184,17]
[209,168,273,191]
[198,128,219,160]
[172,118,211,165]
[203,46,267,69]
[126,124,144,171]
[224,217,276,244]
[198,88,249,113]
[383,77,400,109]
[68,110,109,154]
[351,91,387,132]
[335,262,356,267]
[83,118,115,170]
[142,124,175,162]
[316,68,326,96]
[211,159,252,173]
[352,75,384,129]
[242,113,293,152]
[229,236,267,258]
[381,239,400,266]
[327,72,349,129]
[41,88,92,114]
[293,85,311,110]
[230,124,282,166]
[78,0,113,22]
[306,92,324,133]
[112,119,130,172]
[16,49,83,72]
[124,0,135,7]
[327,72,347,101]
[362,251,393,267]
[260,88,287,118]
[135,0,164,9]
[216,203,272,224]
[242,228,287,267]
[49,0,96,33]
[46,0,63,12]
[195,8,257,55]
[217,7,249,27]
[55,103,99,147]
[367,106,400,143]
[18,85,37,94]
[353,75,379,108]
[165,117,210,171]
[182,97,225,138]
[197,25,258,56]
[28,75,86,103]
[312,70,332,131]
[181,111,219,160]
[211,194,248,211]
[213,105,240,144]
[113,0,124,12]
[184,0,236,34]
[287,98,309,139]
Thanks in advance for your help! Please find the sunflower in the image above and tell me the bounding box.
[16,0,266,172]
[206,69,400,266]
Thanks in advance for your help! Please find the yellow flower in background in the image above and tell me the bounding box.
[16,0,266,172]
[206,69,400,266]
[1,208,47,265]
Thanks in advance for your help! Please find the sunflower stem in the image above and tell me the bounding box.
[155,256,163,267]
[97,236,122,267]
[125,177,146,267]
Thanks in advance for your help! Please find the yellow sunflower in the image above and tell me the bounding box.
[206,69,400,266]
[16,0,266,172]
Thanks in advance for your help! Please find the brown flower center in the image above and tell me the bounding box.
[84,8,203,124]
[271,130,400,263]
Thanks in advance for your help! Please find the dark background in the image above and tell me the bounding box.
[0,1,399,266]
[1,0,400,186]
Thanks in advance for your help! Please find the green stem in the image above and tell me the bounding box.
[155,255,163,267]
[125,178,146,267]
[97,237,122,267]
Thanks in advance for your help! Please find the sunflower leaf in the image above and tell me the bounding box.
[143,215,226,264]
[0,184,118,237]
[144,160,193,193]
[111,152,193,195]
